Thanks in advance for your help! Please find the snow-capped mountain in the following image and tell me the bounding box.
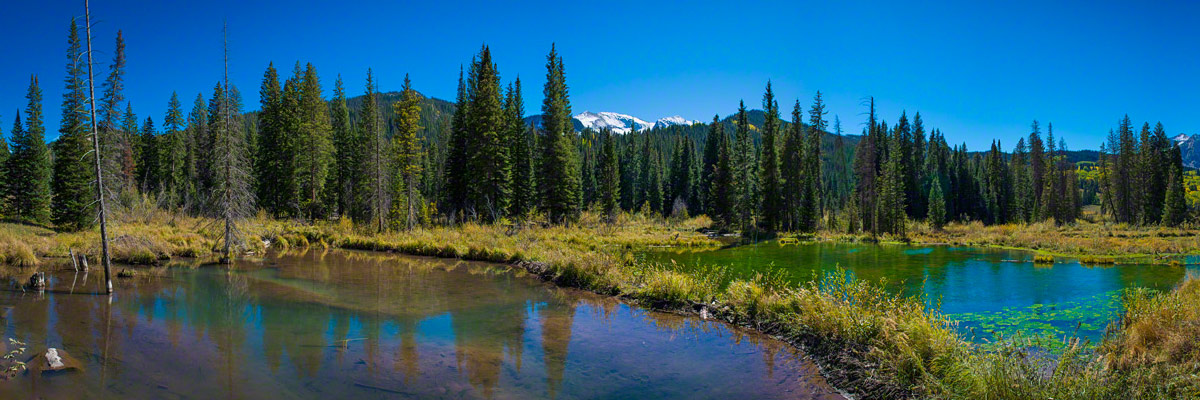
[572,111,698,134]
[1175,133,1199,169]
[573,111,655,134]
[1172,133,1193,145]
[655,115,700,128]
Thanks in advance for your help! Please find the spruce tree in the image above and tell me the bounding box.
[757,82,782,230]
[620,132,641,211]
[928,176,947,230]
[1140,122,1170,224]
[161,92,186,205]
[733,101,757,231]
[507,77,535,219]
[137,116,159,193]
[5,77,52,225]
[1162,145,1187,226]
[465,46,509,221]
[803,91,826,231]
[709,116,735,228]
[99,30,134,193]
[700,114,723,213]
[391,74,423,230]
[599,128,620,222]
[538,44,581,224]
[329,75,358,219]
[781,100,805,230]
[255,63,287,215]
[853,98,880,233]
[877,125,907,235]
[1028,121,1045,215]
[297,63,332,219]
[0,114,7,212]
[52,18,95,232]
[360,70,389,231]
[444,67,470,219]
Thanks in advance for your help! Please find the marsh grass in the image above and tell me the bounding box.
[0,209,1196,398]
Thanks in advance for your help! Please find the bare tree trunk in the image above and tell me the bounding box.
[84,0,114,294]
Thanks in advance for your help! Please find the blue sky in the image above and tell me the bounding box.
[2,0,1197,150]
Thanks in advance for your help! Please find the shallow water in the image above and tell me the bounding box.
[0,249,843,399]
[647,242,1199,343]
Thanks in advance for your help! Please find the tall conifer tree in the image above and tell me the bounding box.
[52,19,95,231]
[538,44,581,223]
[391,74,423,229]
[5,77,52,224]
[758,82,782,230]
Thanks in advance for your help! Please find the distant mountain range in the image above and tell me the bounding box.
[1174,133,1200,168]
[524,111,699,134]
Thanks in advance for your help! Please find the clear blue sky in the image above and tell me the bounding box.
[3,0,1197,150]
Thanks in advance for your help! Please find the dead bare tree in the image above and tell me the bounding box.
[83,0,113,294]
[210,21,253,263]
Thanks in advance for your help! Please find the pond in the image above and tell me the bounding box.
[0,249,844,399]
[646,241,1199,344]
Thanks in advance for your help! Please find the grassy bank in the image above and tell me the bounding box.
[0,209,1197,398]
[812,219,1200,265]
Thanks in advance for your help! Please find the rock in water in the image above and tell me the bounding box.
[27,272,45,290]
[45,348,63,369]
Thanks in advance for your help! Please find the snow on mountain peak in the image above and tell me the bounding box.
[573,111,697,134]
[1172,133,1193,144]
[655,116,700,128]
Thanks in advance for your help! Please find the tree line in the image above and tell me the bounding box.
[0,21,1193,244]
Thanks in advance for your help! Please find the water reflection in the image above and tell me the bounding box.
[0,249,842,399]
[648,242,1198,342]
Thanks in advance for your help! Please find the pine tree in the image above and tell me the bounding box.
[360,69,389,231]
[99,30,134,193]
[877,125,907,235]
[538,44,581,224]
[1162,145,1187,226]
[781,100,804,230]
[255,63,287,216]
[507,77,535,219]
[391,74,423,230]
[928,176,947,230]
[297,63,332,219]
[444,67,470,219]
[465,46,509,221]
[700,114,723,214]
[5,77,52,224]
[182,93,206,207]
[620,131,641,211]
[161,92,186,205]
[1140,122,1170,224]
[853,98,880,233]
[710,116,735,228]
[0,114,7,212]
[137,116,159,193]
[329,75,358,219]
[1028,121,1045,215]
[1010,138,1032,222]
[599,128,620,222]
[644,149,663,216]
[1113,115,1137,223]
[802,91,826,231]
[909,112,926,217]
[733,101,757,232]
[757,82,782,230]
[52,18,95,232]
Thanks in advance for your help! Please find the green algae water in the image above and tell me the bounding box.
[646,241,1199,344]
[0,249,843,399]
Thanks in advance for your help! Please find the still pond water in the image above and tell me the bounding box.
[0,249,843,399]
[647,241,1199,343]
